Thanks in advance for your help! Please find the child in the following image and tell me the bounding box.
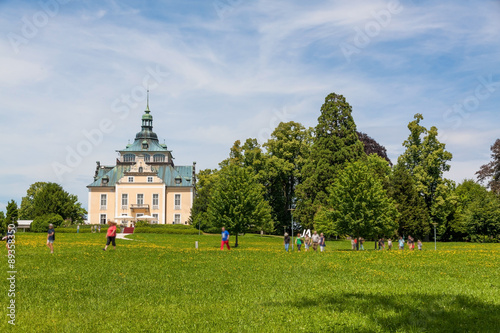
[387,238,392,250]
[47,224,55,254]
[417,240,422,251]
[304,234,311,251]
[398,236,404,250]
[3,225,15,250]
[319,233,326,252]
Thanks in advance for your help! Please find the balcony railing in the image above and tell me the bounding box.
[130,204,149,210]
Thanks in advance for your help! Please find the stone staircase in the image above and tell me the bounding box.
[122,227,135,234]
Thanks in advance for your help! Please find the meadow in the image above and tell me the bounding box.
[1,232,499,332]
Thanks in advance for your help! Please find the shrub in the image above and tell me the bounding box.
[55,225,113,233]
[31,214,64,232]
[469,234,499,243]
[135,220,150,228]
[134,225,199,235]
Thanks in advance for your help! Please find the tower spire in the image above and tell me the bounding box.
[146,88,150,112]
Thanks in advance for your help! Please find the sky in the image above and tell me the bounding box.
[0,0,499,213]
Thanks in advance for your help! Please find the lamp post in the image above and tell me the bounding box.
[432,223,438,250]
[288,208,295,251]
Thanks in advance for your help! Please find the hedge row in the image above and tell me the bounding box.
[134,226,199,234]
[54,226,112,233]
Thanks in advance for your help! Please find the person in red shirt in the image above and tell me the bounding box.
[103,221,117,251]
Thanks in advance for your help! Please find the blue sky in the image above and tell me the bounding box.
[0,0,499,213]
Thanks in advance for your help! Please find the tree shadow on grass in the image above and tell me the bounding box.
[266,291,500,332]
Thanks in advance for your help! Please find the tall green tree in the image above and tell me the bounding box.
[315,156,398,246]
[6,200,18,227]
[397,114,453,230]
[190,169,219,233]
[207,164,273,247]
[0,211,6,235]
[388,166,430,239]
[296,93,365,228]
[19,181,46,219]
[454,180,500,241]
[19,182,86,223]
[219,138,265,175]
[261,121,311,233]
[476,138,500,195]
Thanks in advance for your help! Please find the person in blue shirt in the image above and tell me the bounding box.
[221,227,230,250]
[47,224,55,254]
[398,236,405,250]
[3,225,15,250]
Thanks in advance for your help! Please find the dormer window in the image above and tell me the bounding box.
[102,176,109,185]
[153,154,165,162]
[124,154,135,162]
[142,140,148,149]
[175,176,182,185]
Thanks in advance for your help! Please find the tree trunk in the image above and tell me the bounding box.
[234,233,239,248]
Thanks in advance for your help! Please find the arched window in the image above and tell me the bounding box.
[124,154,135,162]
[153,154,165,162]
[139,167,143,173]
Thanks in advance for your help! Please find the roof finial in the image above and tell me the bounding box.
[146,88,150,112]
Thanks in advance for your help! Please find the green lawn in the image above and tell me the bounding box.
[1,233,499,332]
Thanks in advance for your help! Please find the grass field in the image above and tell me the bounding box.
[1,233,499,332]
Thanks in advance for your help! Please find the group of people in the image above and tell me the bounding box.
[4,223,425,254]
[284,230,326,252]
[398,236,422,250]
[8,220,119,254]
[351,236,423,251]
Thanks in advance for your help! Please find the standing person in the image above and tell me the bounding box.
[359,237,365,250]
[398,236,405,250]
[220,227,230,250]
[351,238,356,250]
[417,239,422,250]
[304,234,311,252]
[47,224,55,254]
[387,238,393,250]
[311,231,320,251]
[103,221,117,251]
[296,233,302,251]
[284,233,290,252]
[4,225,15,250]
[408,236,414,250]
[77,224,80,234]
[98,225,101,233]
[319,233,326,252]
